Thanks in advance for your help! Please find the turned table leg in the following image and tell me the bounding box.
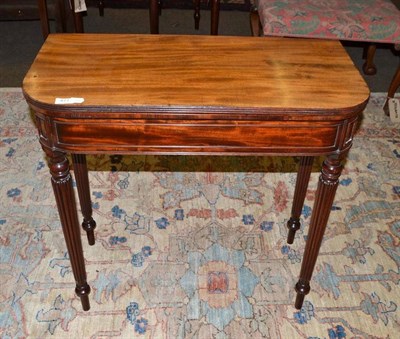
[46,150,91,311]
[72,154,97,246]
[295,154,344,309]
[287,156,314,244]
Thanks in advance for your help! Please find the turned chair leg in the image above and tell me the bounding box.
[287,156,314,244]
[250,6,261,37]
[363,44,377,75]
[383,60,400,116]
[72,154,97,246]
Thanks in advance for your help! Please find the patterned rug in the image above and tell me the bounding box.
[0,88,399,338]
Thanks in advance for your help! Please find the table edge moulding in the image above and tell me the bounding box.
[22,33,370,312]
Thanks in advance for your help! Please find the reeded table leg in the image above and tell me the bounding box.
[46,150,91,311]
[287,156,314,244]
[295,154,344,309]
[72,154,97,246]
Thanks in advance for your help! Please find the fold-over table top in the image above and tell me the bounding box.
[23,34,369,118]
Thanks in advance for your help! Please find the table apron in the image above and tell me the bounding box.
[36,116,358,155]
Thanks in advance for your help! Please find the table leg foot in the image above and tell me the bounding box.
[294,279,310,309]
[72,154,97,246]
[287,217,301,244]
[294,154,344,309]
[76,283,91,311]
[287,156,313,244]
[46,150,91,311]
[83,220,96,246]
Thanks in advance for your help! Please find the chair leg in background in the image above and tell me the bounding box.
[149,0,159,33]
[383,60,400,116]
[37,0,49,40]
[210,0,220,35]
[250,6,261,37]
[363,44,377,75]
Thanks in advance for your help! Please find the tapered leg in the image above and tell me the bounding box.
[149,0,159,34]
[383,62,400,116]
[72,154,97,246]
[287,156,314,244]
[46,150,91,311]
[250,6,261,37]
[362,44,377,75]
[295,154,344,309]
[210,0,220,35]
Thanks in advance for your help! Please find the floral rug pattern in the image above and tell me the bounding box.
[256,0,400,43]
[0,88,399,338]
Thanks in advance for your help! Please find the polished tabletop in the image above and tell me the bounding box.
[23,34,369,116]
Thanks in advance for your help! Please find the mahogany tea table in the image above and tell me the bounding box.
[22,34,370,311]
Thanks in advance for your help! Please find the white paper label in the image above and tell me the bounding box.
[388,98,400,123]
[74,0,87,13]
[55,97,85,104]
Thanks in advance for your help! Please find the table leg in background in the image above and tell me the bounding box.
[287,156,314,244]
[72,154,97,246]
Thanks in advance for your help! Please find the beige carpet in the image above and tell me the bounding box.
[0,88,399,338]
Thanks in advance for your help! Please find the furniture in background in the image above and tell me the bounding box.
[23,33,369,311]
[0,0,84,39]
[87,0,221,34]
[251,0,400,115]
[150,0,220,34]
[0,0,66,39]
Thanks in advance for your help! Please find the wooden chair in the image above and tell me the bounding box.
[0,0,84,39]
[90,0,221,34]
[250,0,400,115]
[150,0,220,34]
[0,0,66,39]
